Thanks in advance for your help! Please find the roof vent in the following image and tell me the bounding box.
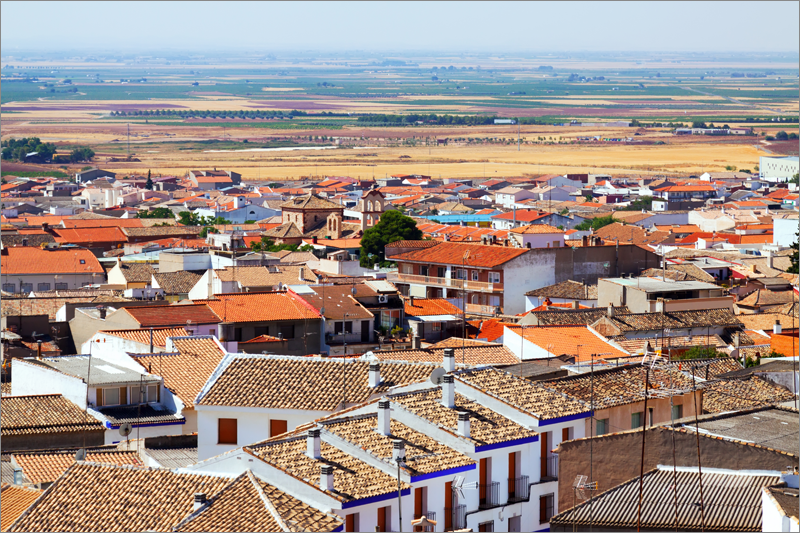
[377,399,391,436]
[457,411,471,439]
[193,493,207,511]
[307,428,321,459]
[320,465,335,491]
[442,374,455,408]
[369,363,381,388]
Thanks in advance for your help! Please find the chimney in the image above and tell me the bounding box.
[12,467,23,485]
[193,493,207,511]
[443,348,455,372]
[312,236,318,244]
[307,428,321,459]
[411,334,421,350]
[409,295,415,307]
[299,267,305,281]
[377,399,391,435]
[582,235,588,247]
[733,331,740,349]
[36,340,42,360]
[774,319,782,335]
[149,328,154,354]
[441,374,455,408]
[457,411,471,439]
[572,300,580,309]
[320,465,335,492]
[97,306,107,320]
[369,363,381,388]
[607,305,615,318]
[392,439,406,463]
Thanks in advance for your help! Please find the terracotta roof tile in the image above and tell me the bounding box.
[2,297,95,319]
[201,291,321,323]
[99,327,190,348]
[123,226,204,238]
[372,345,519,366]
[0,247,104,275]
[506,324,630,361]
[0,485,42,531]
[389,241,528,268]
[133,338,226,407]
[247,436,409,503]
[13,450,143,485]
[122,304,221,327]
[7,462,231,533]
[455,367,590,420]
[468,318,509,343]
[404,297,462,317]
[1,395,103,436]
[215,266,318,288]
[152,271,203,294]
[323,414,475,475]
[390,388,538,446]
[115,262,156,283]
[702,376,796,413]
[737,289,798,308]
[198,356,434,410]
[525,280,598,299]
[509,224,564,234]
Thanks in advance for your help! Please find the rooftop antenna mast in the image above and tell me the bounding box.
[127,123,130,160]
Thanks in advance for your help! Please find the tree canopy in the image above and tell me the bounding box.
[574,214,615,232]
[617,196,653,212]
[137,207,175,219]
[359,210,422,267]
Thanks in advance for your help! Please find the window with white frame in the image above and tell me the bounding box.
[488,272,500,284]
[472,270,479,281]
[37,283,51,291]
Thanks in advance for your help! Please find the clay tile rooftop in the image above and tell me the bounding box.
[122,304,221,327]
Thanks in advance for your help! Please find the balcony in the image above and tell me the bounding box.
[507,475,530,503]
[412,511,436,532]
[478,481,500,509]
[444,505,466,531]
[464,303,499,316]
[387,272,503,293]
[541,455,558,482]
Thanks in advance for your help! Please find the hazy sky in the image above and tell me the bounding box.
[2,1,798,53]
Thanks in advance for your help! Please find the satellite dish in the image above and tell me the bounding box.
[429,367,446,385]
[75,448,86,461]
[119,423,132,437]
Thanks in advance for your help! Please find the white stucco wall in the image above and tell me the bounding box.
[774,217,799,247]
[12,359,88,407]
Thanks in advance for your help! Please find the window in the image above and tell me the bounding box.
[218,418,237,445]
[254,326,269,337]
[79,259,85,264]
[431,322,441,332]
[334,321,352,335]
[455,268,467,280]
[478,521,494,532]
[672,404,683,420]
[596,418,608,436]
[631,411,643,429]
[472,270,479,281]
[420,266,429,277]
[20,283,33,293]
[279,324,295,339]
[488,272,500,284]
[147,384,159,403]
[345,513,359,533]
[508,516,522,532]
[98,387,123,406]
[2,283,15,293]
[55,283,68,290]
[37,283,51,291]
[648,407,654,427]
[540,493,554,524]
[270,419,288,437]
[562,427,573,442]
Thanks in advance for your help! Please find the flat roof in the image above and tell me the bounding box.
[602,276,721,292]
[28,356,159,386]
[683,407,798,455]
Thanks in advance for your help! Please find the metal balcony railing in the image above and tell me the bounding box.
[444,505,466,531]
[387,272,503,293]
[479,481,500,509]
[507,475,530,502]
[541,454,559,481]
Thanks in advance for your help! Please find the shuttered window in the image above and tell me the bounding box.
[269,419,287,437]
[218,418,237,445]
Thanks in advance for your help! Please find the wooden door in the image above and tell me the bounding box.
[508,452,516,496]
[444,481,453,530]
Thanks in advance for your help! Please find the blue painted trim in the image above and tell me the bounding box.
[475,434,539,452]
[410,462,475,483]
[341,488,411,509]
[332,526,343,532]
[104,420,186,430]
[538,411,593,426]
[534,527,551,532]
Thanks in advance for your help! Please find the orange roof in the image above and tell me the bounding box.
[122,304,221,327]
[468,318,508,342]
[53,226,128,244]
[0,246,104,275]
[1,485,42,531]
[390,241,528,268]
[303,238,362,248]
[100,327,191,347]
[17,215,67,226]
[404,298,462,317]
[505,324,629,361]
[201,291,321,323]
[509,224,564,235]
[13,450,143,485]
[61,219,144,229]
[655,185,716,192]
[529,302,591,312]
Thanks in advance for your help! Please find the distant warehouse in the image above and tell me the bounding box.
[494,119,516,124]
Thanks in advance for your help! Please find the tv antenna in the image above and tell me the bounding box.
[572,475,598,532]
[451,475,478,499]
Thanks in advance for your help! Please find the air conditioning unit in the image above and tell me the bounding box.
[378,295,388,304]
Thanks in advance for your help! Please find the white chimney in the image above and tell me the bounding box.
[443,348,456,372]
[392,439,406,463]
[774,319,782,335]
[377,399,391,436]
[320,465,335,491]
[307,428,321,459]
[369,363,381,388]
[442,374,455,408]
[299,267,305,281]
[193,493,207,511]
[457,411,471,439]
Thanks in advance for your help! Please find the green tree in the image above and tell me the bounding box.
[178,211,202,226]
[691,121,707,129]
[145,170,153,190]
[618,196,653,212]
[681,346,725,359]
[775,131,789,141]
[359,210,422,267]
[790,173,799,185]
[574,214,616,232]
[137,207,175,219]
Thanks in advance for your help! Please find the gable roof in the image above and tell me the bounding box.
[201,291,321,323]
[389,241,528,268]
[122,304,221,327]
[506,324,630,361]
[404,297,462,317]
[114,262,156,283]
[152,271,203,295]
[702,376,796,413]
[99,327,190,348]
[525,280,598,299]
[13,450,143,485]
[279,194,342,210]
[0,485,42,532]
[0,247,104,275]
[1,395,103,436]
[197,355,435,410]
[7,462,231,533]
[371,344,519,366]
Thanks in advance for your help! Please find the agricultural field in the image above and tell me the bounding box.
[2,51,798,180]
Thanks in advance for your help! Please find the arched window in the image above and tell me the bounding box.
[367,201,373,211]
[375,201,382,211]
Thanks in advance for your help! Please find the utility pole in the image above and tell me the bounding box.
[518,118,520,151]
[127,123,130,159]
